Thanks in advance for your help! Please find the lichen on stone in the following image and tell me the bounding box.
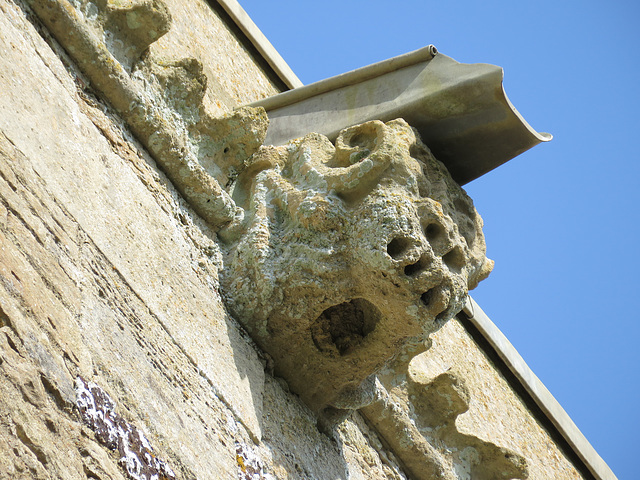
[75,377,176,480]
[235,442,275,480]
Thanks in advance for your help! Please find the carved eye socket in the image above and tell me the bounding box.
[425,223,444,242]
[443,247,465,272]
[424,222,451,254]
[421,289,435,306]
[348,133,367,148]
[404,255,430,276]
[387,237,412,259]
[347,128,376,149]
[332,121,382,168]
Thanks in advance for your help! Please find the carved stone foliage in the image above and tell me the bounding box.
[27,0,268,228]
[220,119,493,411]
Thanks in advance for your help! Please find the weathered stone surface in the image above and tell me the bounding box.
[0,0,267,441]
[221,118,493,412]
[0,0,598,479]
[27,0,269,229]
[105,0,172,66]
[157,0,284,111]
[362,364,528,480]
[75,377,176,480]
[0,2,419,478]
[406,318,587,479]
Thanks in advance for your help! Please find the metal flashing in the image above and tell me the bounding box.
[249,46,551,185]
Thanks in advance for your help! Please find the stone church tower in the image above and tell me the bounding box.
[0,0,616,479]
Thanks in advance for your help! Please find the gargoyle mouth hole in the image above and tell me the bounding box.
[387,237,411,259]
[311,299,381,356]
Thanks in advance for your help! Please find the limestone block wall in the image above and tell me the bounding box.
[0,1,400,478]
[0,0,596,479]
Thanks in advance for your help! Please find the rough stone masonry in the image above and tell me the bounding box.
[0,0,597,478]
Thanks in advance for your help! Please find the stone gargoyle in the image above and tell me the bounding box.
[27,0,493,423]
[219,118,493,413]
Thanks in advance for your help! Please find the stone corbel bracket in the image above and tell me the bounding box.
[26,0,268,229]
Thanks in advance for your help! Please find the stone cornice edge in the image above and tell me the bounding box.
[462,297,617,480]
[214,0,303,90]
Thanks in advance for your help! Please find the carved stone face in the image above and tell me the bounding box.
[220,119,492,412]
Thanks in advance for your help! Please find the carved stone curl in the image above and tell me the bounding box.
[220,119,493,412]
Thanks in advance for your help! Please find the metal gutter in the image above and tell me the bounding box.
[248,46,551,185]
[462,297,618,480]
[214,0,303,90]
[253,45,438,111]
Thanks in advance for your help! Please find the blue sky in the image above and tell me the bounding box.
[238,1,639,477]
